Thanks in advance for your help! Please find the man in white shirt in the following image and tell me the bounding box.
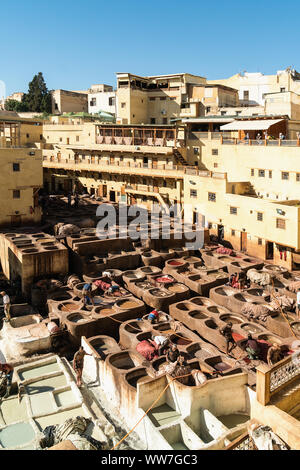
[152,335,170,356]
[1,292,11,322]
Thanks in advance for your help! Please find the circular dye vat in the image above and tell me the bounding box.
[170,334,192,346]
[59,303,78,312]
[22,248,39,254]
[149,289,170,297]
[168,260,184,266]
[219,314,243,324]
[214,361,231,372]
[168,284,186,293]
[155,276,174,284]
[206,306,227,314]
[67,313,88,323]
[51,293,72,302]
[95,307,115,316]
[117,300,139,309]
[176,303,191,311]
[44,246,57,251]
[241,323,263,334]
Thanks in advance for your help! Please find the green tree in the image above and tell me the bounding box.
[4,99,29,112]
[23,72,52,113]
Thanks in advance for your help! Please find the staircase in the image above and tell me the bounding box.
[173,148,188,166]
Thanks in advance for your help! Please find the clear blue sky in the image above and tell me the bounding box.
[1,0,300,95]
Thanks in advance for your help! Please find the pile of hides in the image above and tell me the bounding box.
[247,269,272,286]
[54,223,81,236]
[216,247,233,256]
[136,340,158,362]
[248,424,288,450]
[269,294,294,311]
[288,280,300,293]
[241,303,273,322]
[40,416,105,451]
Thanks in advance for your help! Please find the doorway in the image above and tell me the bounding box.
[266,241,274,260]
[241,232,247,252]
[110,191,116,202]
[218,225,224,242]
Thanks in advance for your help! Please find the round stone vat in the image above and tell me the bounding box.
[206,306,228,315]
[148,288,170,298]
[191,297,214,306]
[188,310,208,320]
[93,306,116,316]
[115,298,142,310]
[50,292,73,302]
[44,246,58,251]
[170,333,192,346]
[204,319,219,330]
[219,314,244,325]
[66,313,89,323]
[176,302,192,311]
[125,368,149,389]
[22,248,39,254]
[58,302,79,313]
[89,336,120,357]
[124,321,143,334]
[108,351,141,370]
[240,323,264,335]
[258,334,282,345]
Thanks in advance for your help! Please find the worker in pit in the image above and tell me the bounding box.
[73,346,94,388]
[82,283,95,307]
[0,363,14,398]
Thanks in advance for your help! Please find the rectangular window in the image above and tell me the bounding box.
[121,102,126,108]
[243,90,249,100]
[221,111,226,116]
[212,149,218,156]
[160,97,166,101]
[193,147,199,155]
[258,238,262,245]
[13,190,20,199]
[269,170,272,178]
[297,173,300,182]
[276,218,286,229]
[280,87,286,92]
[206,107,211,113]
[162,118,168,124]
[150,118,156,124]
[282,172,289,180]
[257,212,263,221]
[190,189,197,198]
[230,206,237,215]
[90,98,96,106]
[76,136,80,142]
[251,169,254,176]
[208,192,216,202]
[231,230,236,237]
[149,97,156,101]
[258,169,265,177]
[109,97,115,106]
[214,163,218,168]
[13,163,20,172]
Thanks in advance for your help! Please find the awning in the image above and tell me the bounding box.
[182,117,235,123]
[220,119,284,131]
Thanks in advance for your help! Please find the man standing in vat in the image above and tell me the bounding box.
[220,322,236,354]
[0,362,14,398]
[1,292,11,322]
[73,346,95,388]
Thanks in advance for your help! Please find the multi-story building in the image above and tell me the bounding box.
[208,68,300,106]
[51,89,88,115]
[41,71,300,270]
[88,84,116,116]
[0,115,43,227]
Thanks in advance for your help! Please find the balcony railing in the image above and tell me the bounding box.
[222,137,300,147]
[256,355,300,406]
